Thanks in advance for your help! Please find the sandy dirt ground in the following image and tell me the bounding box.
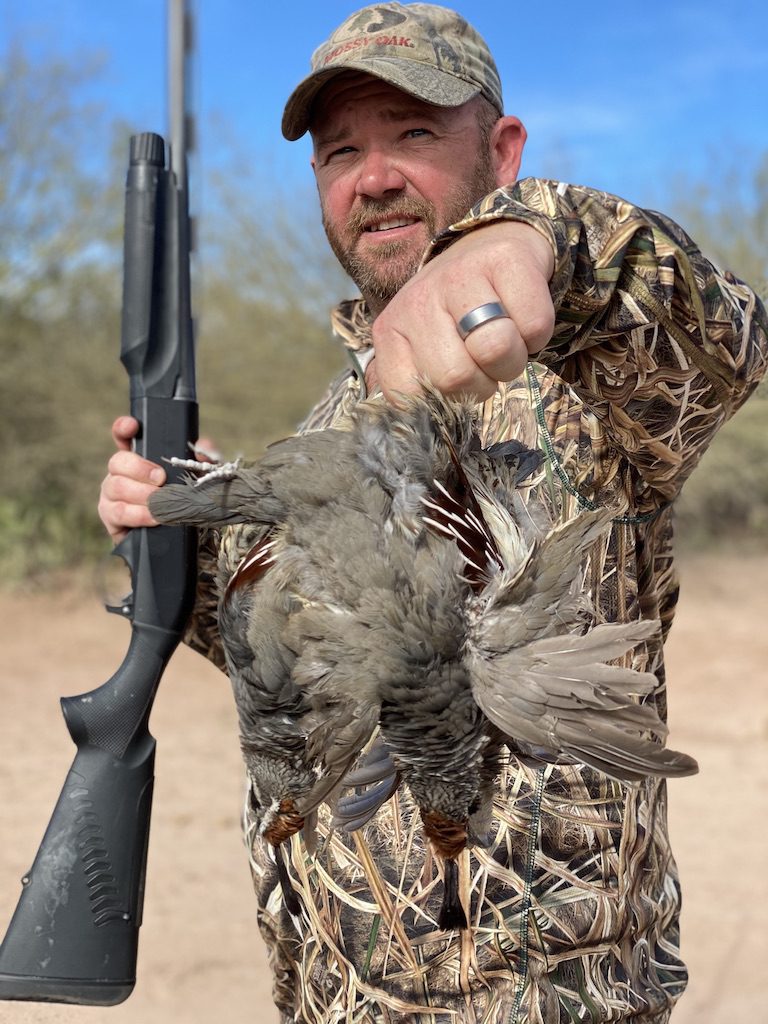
[0,553,766,1023]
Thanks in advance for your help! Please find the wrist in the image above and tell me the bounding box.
[475,220,555,281]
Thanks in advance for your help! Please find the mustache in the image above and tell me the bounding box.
[346,196,433,234]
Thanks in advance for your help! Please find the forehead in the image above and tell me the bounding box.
[310,72,460,138]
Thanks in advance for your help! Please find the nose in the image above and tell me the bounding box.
[355,148,406,199]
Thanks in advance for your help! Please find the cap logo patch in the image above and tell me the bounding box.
[324,35,416,65]
[344,7,408,34]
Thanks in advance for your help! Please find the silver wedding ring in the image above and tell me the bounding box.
[457,301,509,340]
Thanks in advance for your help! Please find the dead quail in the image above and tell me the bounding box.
[149,388,698,930]
[154,427,384,917]
[214,523,317,916]
[156,416,426,914]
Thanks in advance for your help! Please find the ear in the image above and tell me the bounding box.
[490,116,527,188]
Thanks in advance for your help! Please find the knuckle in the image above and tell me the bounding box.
[101,477,120,505]
[107,450,125,474]
[371,315,389,343]
[522,307,555,351]
[436,362,476,395]
[109,500,128,526]
[373,303,405,336]
[108,474,131,501]
[470,324,516,364]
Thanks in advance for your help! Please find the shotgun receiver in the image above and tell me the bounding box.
[0,131,198,1005]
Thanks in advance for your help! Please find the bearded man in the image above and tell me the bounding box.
[99,4,767,1021]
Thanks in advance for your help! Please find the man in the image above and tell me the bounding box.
[99,4,767,1021]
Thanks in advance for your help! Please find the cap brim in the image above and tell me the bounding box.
[281,58,480,141]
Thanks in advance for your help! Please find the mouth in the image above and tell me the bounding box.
[362,216,420,235]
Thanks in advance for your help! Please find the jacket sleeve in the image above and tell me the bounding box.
[427,178,768,504]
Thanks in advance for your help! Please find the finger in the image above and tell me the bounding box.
[461,316,530,383]
[363,357,380,397]
[373,311,497,402]
[102,499,160,532]
[111,415,140,451]
[427,291,518,392]
[107,449,166,486]
[102,472,162,509]
[446,224,554,362]
[494,275,555,357]
[98,497,160,545]
[99,471,161,528]
[98,481,160,543]
[370,322,421,401]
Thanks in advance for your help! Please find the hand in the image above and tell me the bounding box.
[98,417,216,544]
[98,417,165,545]
[369,221,555,402]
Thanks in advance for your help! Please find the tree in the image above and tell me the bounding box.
[0,46,126,578]
[0,46,349,579]
[664,148,767,299]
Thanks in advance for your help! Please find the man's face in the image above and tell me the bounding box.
[310,74,499,312]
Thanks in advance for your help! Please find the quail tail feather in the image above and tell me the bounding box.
[470,619,698,781]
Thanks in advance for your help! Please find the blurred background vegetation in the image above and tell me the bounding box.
[1,48,766,582]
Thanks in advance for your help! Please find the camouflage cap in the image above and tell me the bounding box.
[282,3,503,140]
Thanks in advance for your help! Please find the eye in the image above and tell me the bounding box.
[405,127,432,139]
[325,145,356,162]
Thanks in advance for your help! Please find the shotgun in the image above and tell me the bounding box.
[0,130,198,1005]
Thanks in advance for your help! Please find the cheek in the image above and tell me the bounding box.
[412,161,465,204]
[415,169,463,217]
[318,176,355,229]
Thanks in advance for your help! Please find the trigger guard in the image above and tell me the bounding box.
[103,535,137,618]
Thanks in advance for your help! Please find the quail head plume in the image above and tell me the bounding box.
[149,387,697,930]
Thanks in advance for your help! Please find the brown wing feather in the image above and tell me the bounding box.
[224,529,278,602]
[421,435,503,592]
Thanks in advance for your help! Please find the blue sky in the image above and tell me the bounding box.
[2,0,767,212]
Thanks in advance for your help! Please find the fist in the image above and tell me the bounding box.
[370,220,555,402]
[98,417,166,544]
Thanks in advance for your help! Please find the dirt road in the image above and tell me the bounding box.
[0,554,765,1022]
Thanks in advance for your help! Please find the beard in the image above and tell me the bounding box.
[321,151,498,311]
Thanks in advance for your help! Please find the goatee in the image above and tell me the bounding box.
[322,161,497,312]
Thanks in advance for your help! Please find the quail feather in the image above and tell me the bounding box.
[149,387,698,930]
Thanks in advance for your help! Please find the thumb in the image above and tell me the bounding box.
[111,415,139,451]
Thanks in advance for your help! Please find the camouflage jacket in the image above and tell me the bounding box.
[188,179,767,1023]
